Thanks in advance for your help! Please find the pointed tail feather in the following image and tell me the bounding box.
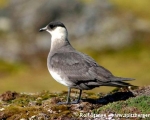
[101,81,134,87]
[111,76,135,81]
[110,81,134,87]
[101,76,136,87]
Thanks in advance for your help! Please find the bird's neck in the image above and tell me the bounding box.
[50,36,70,53]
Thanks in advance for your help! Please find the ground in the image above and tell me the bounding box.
[0,86,150,120]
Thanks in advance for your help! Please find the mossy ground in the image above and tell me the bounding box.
[0,86,150,120]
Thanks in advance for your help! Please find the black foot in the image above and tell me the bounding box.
[71,100,80,104]
[57,100,80,105]
[57,102,69,105]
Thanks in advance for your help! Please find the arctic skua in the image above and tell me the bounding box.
[39,21,134,104]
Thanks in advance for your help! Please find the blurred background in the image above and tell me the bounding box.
[0,0,150,94]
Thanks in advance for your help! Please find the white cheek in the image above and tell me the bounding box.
[49,27,67,39]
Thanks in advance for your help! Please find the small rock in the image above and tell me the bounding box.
[0,91,19,101]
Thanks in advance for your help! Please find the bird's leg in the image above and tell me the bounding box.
[57,87,71,105]
[70,89,82,104]
[77,89,82,103]
[66,87,71,104]
[57,88,82,104]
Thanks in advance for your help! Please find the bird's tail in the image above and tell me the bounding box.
[103,76,135,87]
[111,76,135,81]
[109,81,134,87]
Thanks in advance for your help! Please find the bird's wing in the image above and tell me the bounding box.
[50,52,113,83]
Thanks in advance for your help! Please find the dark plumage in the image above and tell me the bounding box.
[48,21,66,29]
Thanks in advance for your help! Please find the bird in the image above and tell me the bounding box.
[39,21,135,104]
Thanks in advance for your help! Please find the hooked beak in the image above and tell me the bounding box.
[39,26,47,32]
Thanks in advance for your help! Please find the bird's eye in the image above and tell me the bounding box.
[49,24,55,29]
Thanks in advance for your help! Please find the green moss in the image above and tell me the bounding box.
[9,94,36,106]
[126,96,150,113]
[93,95,150,114]
[51,105,69,112]
[39,91,57,100]
[3,105,47,119]
[0,88,150,119]
[7,91,58,107]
